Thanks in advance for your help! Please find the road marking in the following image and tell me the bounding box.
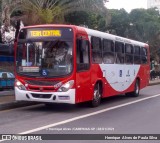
[0,94,160,142]
[0,93,160,142]
[20,93,160,134]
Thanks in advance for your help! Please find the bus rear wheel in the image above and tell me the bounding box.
[126,79,140,97]
[91,83,102,107]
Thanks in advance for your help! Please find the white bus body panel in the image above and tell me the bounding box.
[15,87,76,104]
[100,64,140,92]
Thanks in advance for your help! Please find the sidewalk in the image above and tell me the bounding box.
[0,93,36,111]
[0,80,160,111]
[149,78,160,86]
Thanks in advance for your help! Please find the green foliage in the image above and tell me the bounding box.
[65,11,107,31]
[65,11,89,25]
[17,0,107,25]
[107,8,160,59]
[11,10,23,17]
[38,9,53,24]
[0,0,108,43]
[107,9,129,37]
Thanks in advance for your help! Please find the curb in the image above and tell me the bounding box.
[0,100,38,111]
[148,81,160,86]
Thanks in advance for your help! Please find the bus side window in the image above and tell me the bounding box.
[115,42,124,64]
[91,36,102,64]
[103,39,115,64]
[134,46,141,64]
[140,47,148,64]
[125,44,133,64]
[76,39,90,71]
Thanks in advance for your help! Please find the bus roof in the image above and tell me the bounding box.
[21,24,149,47]
[82,27,148,47]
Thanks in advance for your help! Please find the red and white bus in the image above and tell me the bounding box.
[14,24,150,107]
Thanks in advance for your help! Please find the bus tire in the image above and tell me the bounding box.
[126,79,140,97]
[91,83,102,107]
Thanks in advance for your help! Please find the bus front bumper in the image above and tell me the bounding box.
[15,87,76,104]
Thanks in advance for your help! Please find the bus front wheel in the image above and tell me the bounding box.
[91,83,102,107]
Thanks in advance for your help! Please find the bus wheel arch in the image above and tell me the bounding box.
[126,78,140,97]
[90,80,103,107]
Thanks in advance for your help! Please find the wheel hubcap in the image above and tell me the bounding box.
[94,89,100,102]
[135,82,139,94]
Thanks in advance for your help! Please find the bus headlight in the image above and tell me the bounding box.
[58,80,74,92]
[15,80,26,91]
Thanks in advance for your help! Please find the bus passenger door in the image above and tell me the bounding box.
[76,38,92,103]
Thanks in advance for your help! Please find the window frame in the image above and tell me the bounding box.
[103,39,115,64]
[140,47,148,64]
[125,44,134,64]
[115,41,125,64]
[76,38,90,72]
[91,36,102,64]
[133,45,141,65]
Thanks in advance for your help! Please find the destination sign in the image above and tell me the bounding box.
[29,30,61,38]
[18,28,73,40]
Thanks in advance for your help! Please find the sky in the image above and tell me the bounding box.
[106,0,147,13]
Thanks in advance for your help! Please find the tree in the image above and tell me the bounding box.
[107,9,129,37]
[65,11,107,31]
[0,0,22,43]
[107,8,160,61]
[0,0,2,43]
[19,0,108,25]
[0,0,108,42]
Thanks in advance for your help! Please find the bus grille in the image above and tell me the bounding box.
[28,86,56,92]
[31,93,52,99]
[25,80,60,86]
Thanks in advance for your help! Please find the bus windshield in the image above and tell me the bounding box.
[16,40,73,77]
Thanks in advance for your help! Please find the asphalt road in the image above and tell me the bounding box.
[0,85,160,143]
